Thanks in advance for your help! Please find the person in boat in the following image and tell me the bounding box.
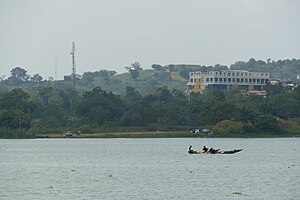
[208,147,220,154]
[209,148,215,154]
[188,145,195,154]
[202,146,208,153]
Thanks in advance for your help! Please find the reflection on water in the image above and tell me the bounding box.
[0,138,299,200]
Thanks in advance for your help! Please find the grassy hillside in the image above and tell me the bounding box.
[77,69,187,95]
[1,59,299,95]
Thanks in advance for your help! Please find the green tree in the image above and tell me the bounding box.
[30,74,43,83]
[151,64,164,71]
[6,67,30,85]
[125,86,142,102]
[76,87,126,126]
[199,101,235,125]
[120,102,156,126]
[125,62,142,79]
[235,106,257,123]
[253,114,281,133]
[0,89,33,131]
[264,83,285,96]
[0,109,31,130]
[38,104,67,128]
[0,88,30,111]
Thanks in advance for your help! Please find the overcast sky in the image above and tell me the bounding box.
[0,0,299,79]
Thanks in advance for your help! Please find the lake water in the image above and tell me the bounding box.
[0,138,299,200]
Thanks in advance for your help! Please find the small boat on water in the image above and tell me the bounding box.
[220,149,242,154]
[188,148,242,154]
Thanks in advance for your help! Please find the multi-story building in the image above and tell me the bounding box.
[187,70,270,93]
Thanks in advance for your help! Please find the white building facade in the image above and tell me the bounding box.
[187,70,270,93]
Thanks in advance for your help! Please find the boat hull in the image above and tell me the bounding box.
[189,149,242,154]
[220,149,242,154]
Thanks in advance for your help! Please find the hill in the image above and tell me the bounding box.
[0,59,299,95]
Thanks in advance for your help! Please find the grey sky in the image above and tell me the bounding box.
[0,0,299,79]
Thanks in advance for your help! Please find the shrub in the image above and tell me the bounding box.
[213,120,243,134]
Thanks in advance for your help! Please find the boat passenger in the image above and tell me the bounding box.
[209,148,215,153]
[202,146,208,153]
[209,148,219,154]
[188,146,194,154]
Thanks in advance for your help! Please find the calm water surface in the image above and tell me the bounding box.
[0,138,299,200]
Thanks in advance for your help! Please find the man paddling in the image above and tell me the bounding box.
[188,145,196,154]
[202,146,208,153]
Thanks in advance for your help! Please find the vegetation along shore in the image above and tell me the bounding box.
[0,59,300,139]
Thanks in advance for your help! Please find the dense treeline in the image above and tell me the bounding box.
[230,58,300,83]
[1,58,299,95]
[0,83,300,138]
[1,58,300,138]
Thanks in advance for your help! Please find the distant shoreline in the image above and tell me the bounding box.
[35,131,300,139]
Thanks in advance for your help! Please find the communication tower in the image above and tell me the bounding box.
[55,54,57,80]
[70,42,76,89]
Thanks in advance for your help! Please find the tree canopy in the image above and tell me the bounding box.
[0,58,300,138]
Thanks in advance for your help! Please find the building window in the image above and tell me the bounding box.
[228,72,231,76]
[219,78,222,82]
[210,78,213,82]
[206,78,209,82]
[261,79,265,83]
[241,78,244,82]
[241,73,243,76]
[249,73,252,77]
[215,72,218,75]
[233,78,236,83]
[236,72,239,76]
[253,79,256,83]
[249,79,252,83]
[224,78,227,82]
[190,79,193,83]
[257,79,260,83]
[215,78,218,82]
[237,78,240,82]
[245,78,248,83]
[232,73,235,77]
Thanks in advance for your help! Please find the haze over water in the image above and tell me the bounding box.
[1,138,299,199]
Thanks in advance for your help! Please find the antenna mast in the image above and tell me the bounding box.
[55,53,57,80]
[70,42,76,89]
